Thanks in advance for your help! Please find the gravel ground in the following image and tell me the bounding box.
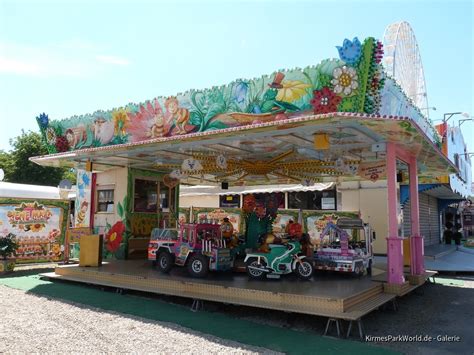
[0,285,279,354]
[202,275,474,355]
[4,264,473,354]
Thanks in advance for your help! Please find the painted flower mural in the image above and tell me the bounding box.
[310,87,342,114]
[36,113,49,130]
[112,109,130,137]
[55,136,69,152]
[36,36,423,152]
[105,221,126,252]
[336,37,362,65]
[275,80,311,103]
[46,127,57,145]
[127,99,166,142]
[232,80,249,104]
[331,66,359,96]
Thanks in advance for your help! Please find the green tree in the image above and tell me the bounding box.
[0,150,13,180]
[1,130,75,186]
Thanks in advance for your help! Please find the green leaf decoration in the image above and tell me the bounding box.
[205,120,228,131]
[317,74,333,90]
[189,111,203,126]
[275,101,300,112]
[339,96,358,112]
[356,37,375,112]
[318,59,345,76]
[117,202,123,218]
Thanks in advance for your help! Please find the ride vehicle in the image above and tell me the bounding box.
[148,222,233,278]
[313,218,374,276]
[244,233,314,280]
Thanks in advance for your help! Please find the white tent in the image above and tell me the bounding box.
[0,182,75,200]
[179,183,335,197]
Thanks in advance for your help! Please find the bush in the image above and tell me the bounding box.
[0,233,18,260]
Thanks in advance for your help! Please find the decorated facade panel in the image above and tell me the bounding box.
[0,198,69,263]
[35,36,440,154]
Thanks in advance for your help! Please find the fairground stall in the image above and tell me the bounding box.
[0,182,71,265]
[31,23,456,338]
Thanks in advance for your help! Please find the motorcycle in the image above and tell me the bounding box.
[244,240,313,280]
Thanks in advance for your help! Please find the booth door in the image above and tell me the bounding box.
[403,192,440,246]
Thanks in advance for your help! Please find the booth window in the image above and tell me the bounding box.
[219,194,240,208]
[288,188,337,210]
[245,193,285,208]
[134,179,158,213]
[97,188,114,213]
[159,182,176,228]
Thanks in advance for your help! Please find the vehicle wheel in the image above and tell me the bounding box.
[187,254,209,278]
[156,251,173,273]
[295,260,313,280]
[367,260,372,276]
[246,259,266,280]
[353,262,365,277]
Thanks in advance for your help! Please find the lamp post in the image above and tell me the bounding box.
[459,115,473,127]
[443,112,470,124]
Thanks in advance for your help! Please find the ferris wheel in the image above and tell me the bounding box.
[383,21,430,118]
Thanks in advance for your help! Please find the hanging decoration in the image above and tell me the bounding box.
[335,157,346,171]
[163,174,179,188]
[301,179,315,187]
[344,163,360,176]
[158,149,360,185]
[181,158,203,172]
[314,133,330,150]
[170,169,187,180]
[216,154,227,169]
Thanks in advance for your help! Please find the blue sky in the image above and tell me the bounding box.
[0,0,472,159]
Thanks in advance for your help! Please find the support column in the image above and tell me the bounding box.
[386,143,405,284]
[409,156,425,275]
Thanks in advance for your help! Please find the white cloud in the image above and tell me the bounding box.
[96,55,130,66]
[0,41,130,78]
[0,57,40,76]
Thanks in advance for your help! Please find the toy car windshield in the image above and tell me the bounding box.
[150,228,178,241]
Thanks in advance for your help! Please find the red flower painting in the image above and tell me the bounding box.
[105,221,126,252]
[310,87,342,114]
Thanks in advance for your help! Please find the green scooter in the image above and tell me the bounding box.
[244,240,313,280]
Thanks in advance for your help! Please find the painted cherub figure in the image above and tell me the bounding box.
[149,112,165,138]
[165,96,190,134]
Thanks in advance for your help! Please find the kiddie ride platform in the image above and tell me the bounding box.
[42,260,428,339]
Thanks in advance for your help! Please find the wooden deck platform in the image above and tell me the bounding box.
[42,260,397,323]
[371,270,437,296]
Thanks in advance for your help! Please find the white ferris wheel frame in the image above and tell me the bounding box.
[383,21,430,118]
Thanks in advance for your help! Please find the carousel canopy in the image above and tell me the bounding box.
[31,35,456,187]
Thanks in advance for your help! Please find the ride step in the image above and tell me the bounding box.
[267,274,281,279]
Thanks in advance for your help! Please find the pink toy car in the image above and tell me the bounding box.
[148,223,233,278]
[313,218,374,276]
